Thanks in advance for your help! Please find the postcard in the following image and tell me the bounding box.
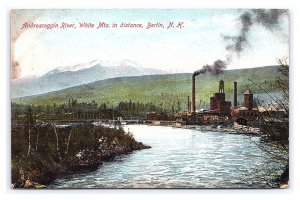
[10,9,289,189]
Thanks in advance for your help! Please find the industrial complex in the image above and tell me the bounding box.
[146,76,261,128]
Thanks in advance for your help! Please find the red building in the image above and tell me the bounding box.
[209,80,231,115]
[231,89,258,125]
[244,90,253,110]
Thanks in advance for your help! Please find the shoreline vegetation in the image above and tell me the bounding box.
[11,121,288,189]
[11,122,151,188]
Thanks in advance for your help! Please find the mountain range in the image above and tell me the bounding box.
[14,66,281,109]
[11,60,167,98]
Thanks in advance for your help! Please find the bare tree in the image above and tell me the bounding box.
[249,58,289,186]
[26,106,34,157]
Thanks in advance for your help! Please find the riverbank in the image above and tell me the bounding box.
[11,123,151,188]
[146,121,260,135]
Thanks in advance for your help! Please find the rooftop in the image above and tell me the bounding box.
[244,89,252,94]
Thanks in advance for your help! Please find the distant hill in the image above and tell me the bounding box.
[13,66,283,111]
[11,59,166,98]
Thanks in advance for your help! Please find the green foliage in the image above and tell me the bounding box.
[13,66,281,112]
[11,99,162,120]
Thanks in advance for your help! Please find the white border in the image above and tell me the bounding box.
[1,0,299,200]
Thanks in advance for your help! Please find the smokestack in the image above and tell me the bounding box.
[192,60,227,113]
[187,96,190,113]
[234,82,237,107]
[192,76,196,112]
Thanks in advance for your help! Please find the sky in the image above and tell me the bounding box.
[11,9,289,79]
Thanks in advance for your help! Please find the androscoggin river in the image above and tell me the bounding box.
[49,125,288,189]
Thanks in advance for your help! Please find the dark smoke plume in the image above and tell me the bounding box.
[193,9,287,77]
[224,9,287,57]
[224,12,253,57]
[252,9,287,30]
[193,60,227,77]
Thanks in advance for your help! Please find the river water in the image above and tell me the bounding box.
[49,125,288,189]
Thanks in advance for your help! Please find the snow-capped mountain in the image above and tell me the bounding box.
[11,60,167,98]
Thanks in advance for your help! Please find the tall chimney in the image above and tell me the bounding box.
[187,96,190,113]
[192,76,196,112]
[234,82,237,107]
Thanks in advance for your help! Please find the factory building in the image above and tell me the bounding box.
[189,77,258,126]
[209,79,231,115]
[167,76,260,126]
[231,89,259,126]
[244,89,254,110]
[146,112,168,121]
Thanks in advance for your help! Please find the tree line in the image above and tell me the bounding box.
[11,99,178,121]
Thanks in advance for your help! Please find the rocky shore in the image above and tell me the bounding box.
[11,123,151,188]
[14,143,150,189]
